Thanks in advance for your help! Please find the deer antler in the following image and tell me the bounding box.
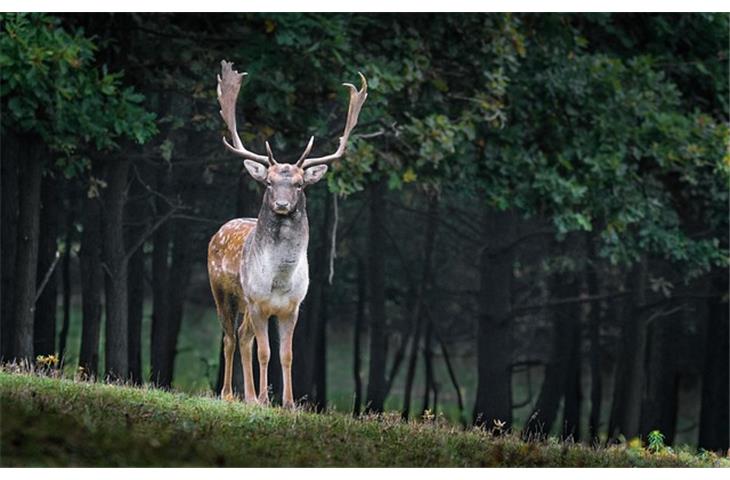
[297,72,368,169]
[217,60,271,166]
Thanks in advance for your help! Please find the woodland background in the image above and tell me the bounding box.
[0,13,728,451]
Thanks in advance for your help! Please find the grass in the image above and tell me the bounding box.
[1,370,727,467]
[55,299,705,446]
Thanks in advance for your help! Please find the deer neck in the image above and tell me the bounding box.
[251,193,309,270]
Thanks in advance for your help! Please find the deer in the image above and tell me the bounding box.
[207,60,367,408]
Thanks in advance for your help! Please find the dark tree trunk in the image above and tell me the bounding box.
[1,134,19,360]
[587,253,603,444]
[402,313,423,419]
[608,258,648,442]
[473,209,515,429]
[640,308,681,444]
[102,158,130,380]
[126,172,147,384]
[292,192,331,407]
[401,197,438,419]
[437,327,466,424]
[698,282,729,452]
[79,169,104,376]
[12,143,43,362]
[523,259,582,441]
[365,179,387,413]
[150,167,171,385]
[127,241,145,384]
[159,220,196,387]
[352,257,366,416]
[34,174,60,357]
[420,319,434,416]
[312,275,328,410]
[562,312,582,442]
[58,209,73,364]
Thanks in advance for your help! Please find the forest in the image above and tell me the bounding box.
[1,12,728,456]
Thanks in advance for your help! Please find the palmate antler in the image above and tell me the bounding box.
[296,72,368,169]
[217,60,367,168]
[217,60,274,166]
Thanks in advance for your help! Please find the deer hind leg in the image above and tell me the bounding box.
[238,307,257,404]
[213,288,236,401]
[277,309,299,409]
[249,307,271,405]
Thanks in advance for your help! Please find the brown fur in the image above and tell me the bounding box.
[208,218,256,322]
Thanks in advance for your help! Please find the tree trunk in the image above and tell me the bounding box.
[34,174,60,357]
[150,167,171,385]
[608,258,648,442]
[698,280,729,452]
[58,209,73,364]
[587,253,603,444]
[352,257,366,416]
[127,240,145,384]
[126,172,146,384]
[402,312,423,419]
[312,274,328,410]
[12,143,43,362]
[365,179,387,413]
[1,133,19,360]
[473,209,515,429]
[401,197,438,419]
[79,169,104,376]
[640,307,681,444]
[522,258,582,441]
[292,192,331,406]
[159,220,195,388]
[102,158,130,380]
[420,319,434,416]
[562,312,582,442]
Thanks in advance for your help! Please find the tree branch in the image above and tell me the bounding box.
[34,250,62,304]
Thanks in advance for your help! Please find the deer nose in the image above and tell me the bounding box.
[275,201,290,211]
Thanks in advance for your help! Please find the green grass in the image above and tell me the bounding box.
[1,371,726,467]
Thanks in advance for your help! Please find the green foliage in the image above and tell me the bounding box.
[2,371,726,467]
[0,13,157,175]
[481,22,729,274]
[648,430,667,453]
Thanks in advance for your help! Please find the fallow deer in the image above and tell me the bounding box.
[208,60,367,407]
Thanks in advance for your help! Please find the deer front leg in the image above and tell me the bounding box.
[278,309,299,409]
[238,313,257,404]
[251,308,271,405]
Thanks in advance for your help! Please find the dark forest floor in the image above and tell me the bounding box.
[1,370,727,467]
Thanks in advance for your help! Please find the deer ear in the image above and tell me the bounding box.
[303,165,328,186]
[243,160,268,183]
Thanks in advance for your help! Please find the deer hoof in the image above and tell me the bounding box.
[222,392,234,402]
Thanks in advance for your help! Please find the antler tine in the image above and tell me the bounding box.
[265,141,278,165]
[300,72,368,169]
[217,60,270,166]
[295,136,315,167]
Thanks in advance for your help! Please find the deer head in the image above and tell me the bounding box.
[217,60,367,216]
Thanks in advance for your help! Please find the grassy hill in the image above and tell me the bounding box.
[1,370,727,467]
